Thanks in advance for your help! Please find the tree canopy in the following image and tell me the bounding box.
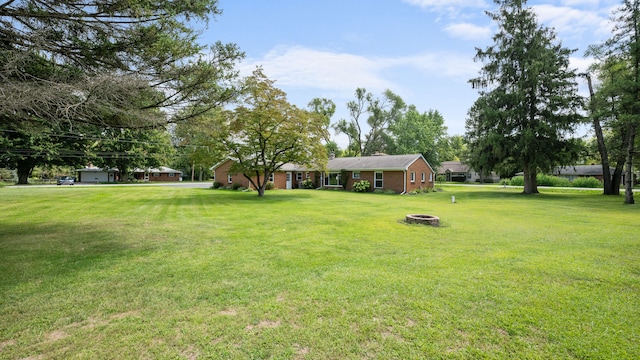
[586,0,640,204]
[466,0,584,194]
[0,0,244,129]
[213,68,328,196]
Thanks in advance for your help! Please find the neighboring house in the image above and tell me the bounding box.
[324,154,434,193]
[212,154,435,193]
[553,165,623,183]
[436,161,500,183]
[212,159,318,190]
[76,166,118,183]
[133,167,182,182]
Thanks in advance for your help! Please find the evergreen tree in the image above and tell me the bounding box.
[467,0,584,194]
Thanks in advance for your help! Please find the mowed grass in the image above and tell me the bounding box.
[1,185,638,359]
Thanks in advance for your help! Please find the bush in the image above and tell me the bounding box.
[212,181,224,189]
[352,180,370,193]
[232,182,244,190]
[265,181,275,190]
[509,174,573,187]
[436,175,446,183]
[302,179,315,189]
[572,177,602,188]
[537,174,571,187]
[509,176,524,186]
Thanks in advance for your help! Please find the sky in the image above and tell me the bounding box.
[199,0,620,148]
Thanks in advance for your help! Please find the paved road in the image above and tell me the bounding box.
[5,182,213,189]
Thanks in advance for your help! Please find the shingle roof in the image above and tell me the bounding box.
[437,161,470,174]
[554,165,611,176]
[134,166,182,174]
[327,154,426,171]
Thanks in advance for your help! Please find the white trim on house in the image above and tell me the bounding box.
[374,171,383,189]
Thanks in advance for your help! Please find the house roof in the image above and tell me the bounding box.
[437,161,470,174]
[134,166,182,174]
[554,165,611,176]
[76,167,118,173]
[327,154,430,171]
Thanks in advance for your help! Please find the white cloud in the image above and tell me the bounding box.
[444,23,492,40]
[237,46,478,95]
[238,46,397,93]
[532,4,612,39]
[570,56,595,74]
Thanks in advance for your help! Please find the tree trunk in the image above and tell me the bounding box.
[191,163,195,182]
[612,165,624,196]
[586,74,615,195]
[16,159,34,185]
[624,124,637,204]
[523,164,539,194]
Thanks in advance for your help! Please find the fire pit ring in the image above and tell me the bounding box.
[405,214,440,226]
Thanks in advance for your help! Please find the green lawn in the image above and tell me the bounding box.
[1,185,638,359]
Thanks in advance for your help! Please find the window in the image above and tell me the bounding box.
[306,172,310,179]
[374,172,383,188]
[296,172,302,181]
[228,175,233,183]
[429,173,433,182]
[352,171,360,179]
[269,173,274,182]
[169,173,175,177]
[410,172,415,183]
[153,173,160,177]
[324,172,341,186]
[421,172,425,182]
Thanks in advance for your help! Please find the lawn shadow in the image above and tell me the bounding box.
[0,222,135,290]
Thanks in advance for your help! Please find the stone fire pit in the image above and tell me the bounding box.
[405,214,440,226]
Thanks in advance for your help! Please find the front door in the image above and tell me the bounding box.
[286,172,292,189]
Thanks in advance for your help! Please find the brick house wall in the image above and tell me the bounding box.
[406,158,434,192]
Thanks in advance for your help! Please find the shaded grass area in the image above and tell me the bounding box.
[1,186,639,359]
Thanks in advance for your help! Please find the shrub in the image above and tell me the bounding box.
[509,176,524,186]
[509,174,573,187]
[436,175,446,184]
[232,182,244,190]
[536,174,571,187]
[265,181,275,190]
[352,180,370,193]
[212,181,224,189]
[302,179,315,189]
[572,177,602,188]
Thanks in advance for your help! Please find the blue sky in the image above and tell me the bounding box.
[200,0,619,148]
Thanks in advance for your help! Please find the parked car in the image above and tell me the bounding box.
[57,176,75,185]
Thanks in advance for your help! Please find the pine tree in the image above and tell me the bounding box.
[467,0,584,194]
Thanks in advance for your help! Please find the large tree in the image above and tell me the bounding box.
[332,88,405,156]
[89,127,175,181]
[214,68,328,197]
[467,0,584,194]
[173,113,226,181]
[308,98,336,143]
[583,64,628,196]
[387,106,449,169]
[0,0,244,129]
[587,0,640,204]
[0,124,90,184]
